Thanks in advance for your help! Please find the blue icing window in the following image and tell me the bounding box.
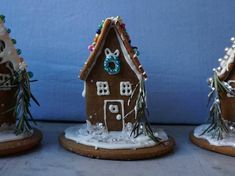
[103,48,120,75]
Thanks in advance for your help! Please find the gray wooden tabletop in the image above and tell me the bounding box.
[1,122,235,176]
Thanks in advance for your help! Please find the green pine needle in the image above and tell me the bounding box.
[202,73,234,139]
[130,79,162,144]
[0,69,39,134]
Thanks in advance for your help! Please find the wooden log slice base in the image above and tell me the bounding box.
[59,133,175,160]
[0,128,42,156]
[190,130,235,157]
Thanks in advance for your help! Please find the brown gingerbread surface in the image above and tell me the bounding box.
[0,16,21,128]
[220,67,235,122]
[0,62,17,127]
[0,128,42,156]
[59,133,175,160]
[190,130,235,157]
[85,27,139,130]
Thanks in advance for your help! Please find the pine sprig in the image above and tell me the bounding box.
[15,70,33,134]
[202,73,234,139]
[130,80,162,144]
[201,98,228,140]
[0,68,39,134]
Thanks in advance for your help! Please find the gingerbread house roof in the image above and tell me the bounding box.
[0,15,22,71]
[215,37,235,81]
[80,17,147,81]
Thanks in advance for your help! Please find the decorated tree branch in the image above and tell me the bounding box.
[130,79,162,143]
[201,73,233,139]
[14,64,40,134]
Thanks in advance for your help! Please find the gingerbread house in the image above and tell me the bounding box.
[215,37,235,123]
[0,15,22,130]
[0,15,42,156]
[80,17,147,131]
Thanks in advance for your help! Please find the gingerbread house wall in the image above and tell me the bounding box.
[0,62,17,127]
[221,67,235,122]
[85,27,140,131]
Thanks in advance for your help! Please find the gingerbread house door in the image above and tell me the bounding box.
[104,100,124,131]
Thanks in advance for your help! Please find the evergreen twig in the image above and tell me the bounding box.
[0,68,39,134]
[201,73,234,139]
[130,79,162,144]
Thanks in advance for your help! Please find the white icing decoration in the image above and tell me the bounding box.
[108,104,119,113]
[116,114,122,120]
[104,48,111,56]
[96,81,110,96]
[64,122,168,150]
[0,128,33,142]
[0,62,16,91]
[194,124,235,147]
[226,80,235,97]
[82,82,86,97]
[19,61,27,71]
[0,44,19,71]
[109,16,122,24]
[104,100,124,130]
[114,27,142,81]
[113,49,119,57]
[216,41,235,77]
[104,48,119,58]
[120,81,132,96]
[0,73,11,90]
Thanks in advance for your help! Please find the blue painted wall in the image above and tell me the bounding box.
[1,0,235,124]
